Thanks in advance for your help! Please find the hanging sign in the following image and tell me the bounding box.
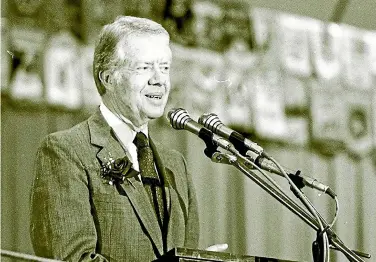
[253,69,287,140]
[44,31,82,109]
[310,22,343,81]
[342,25,373,89]
[344,90,374,157]
[9,26,45,102]
[249,7,277,51]
[310,80,346,154]
[282,75,309,146]
[222,41,257,129]
[187,48,224,120]
[277,13,312,77]
[283,75,309,112]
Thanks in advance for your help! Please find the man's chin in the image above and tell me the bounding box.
[142,103,167,120]
[145,110,164,120]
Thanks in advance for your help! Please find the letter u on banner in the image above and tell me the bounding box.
[310,21,343,81]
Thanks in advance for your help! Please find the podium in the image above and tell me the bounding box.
[154,248,299,262]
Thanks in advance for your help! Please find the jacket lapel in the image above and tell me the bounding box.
[88,110,164,256]
[150,137,188,251]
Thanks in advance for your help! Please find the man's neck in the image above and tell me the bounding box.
[117,114,148,133]
[99,102,148,134]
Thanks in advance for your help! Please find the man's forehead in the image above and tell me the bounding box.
[117,35,172,63]
[122,34,169,50]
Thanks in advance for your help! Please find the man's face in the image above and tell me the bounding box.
[107,34,172,127]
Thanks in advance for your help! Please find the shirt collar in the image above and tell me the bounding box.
[99,102,148,146]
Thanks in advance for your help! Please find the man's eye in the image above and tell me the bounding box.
[137,66,152,71]
[161,66,170,72]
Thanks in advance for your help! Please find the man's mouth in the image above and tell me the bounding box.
[145,94,163,100]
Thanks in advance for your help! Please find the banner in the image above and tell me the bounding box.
[277,13,313,77]
[253,69,287,140]
[170,44,224,120]
[344,90,374,157]
[283,75,309,112]
[188,49,224,120]
[249,7,277,52]
[9,26,46,102]
[310,22,343,81]
[342,25,373,89]
[310,80,346,154]
[222,44,257,129]
[283,75,309,146]
[44,31,82,109]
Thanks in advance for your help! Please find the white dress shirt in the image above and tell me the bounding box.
[99,102,148,172]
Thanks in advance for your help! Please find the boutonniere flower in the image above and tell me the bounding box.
[100,156,139,186]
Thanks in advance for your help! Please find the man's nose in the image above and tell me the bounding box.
[148,68,164,86]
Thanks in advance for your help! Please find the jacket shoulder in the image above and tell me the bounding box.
[152,139,186,166]
[37,119,96,168]
[42,120,91,147]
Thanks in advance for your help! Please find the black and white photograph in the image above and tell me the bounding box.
[1,0,375,261]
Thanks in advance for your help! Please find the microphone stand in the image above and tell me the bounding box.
[210,150,367,262]
[165,107,369,261]
[265,155,329,262]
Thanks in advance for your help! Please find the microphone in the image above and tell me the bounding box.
[246,151,336,198]
[198,113,264,156]
[167,108,237,156]
[199,113,336,197]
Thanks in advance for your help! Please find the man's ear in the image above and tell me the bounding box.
[99,70,114,92]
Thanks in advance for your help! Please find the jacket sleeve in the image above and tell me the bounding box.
[182,157,200,248]
[30,135,108,262]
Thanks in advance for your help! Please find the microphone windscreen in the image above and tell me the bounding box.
[166,108,175,121]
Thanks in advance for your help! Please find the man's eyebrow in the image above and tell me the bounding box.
[136,61,171,65]
[134,61,153,65]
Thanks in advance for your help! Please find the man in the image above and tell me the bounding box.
[30,16,199,261]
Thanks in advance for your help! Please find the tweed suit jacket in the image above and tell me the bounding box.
[30,109,200,261]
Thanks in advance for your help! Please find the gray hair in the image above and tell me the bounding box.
[93,16,170,95]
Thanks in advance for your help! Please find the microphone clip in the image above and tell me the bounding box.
[211,152,237,165]
[288,170,305,191]
[198,128,219,158]
[288,170,306,198]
